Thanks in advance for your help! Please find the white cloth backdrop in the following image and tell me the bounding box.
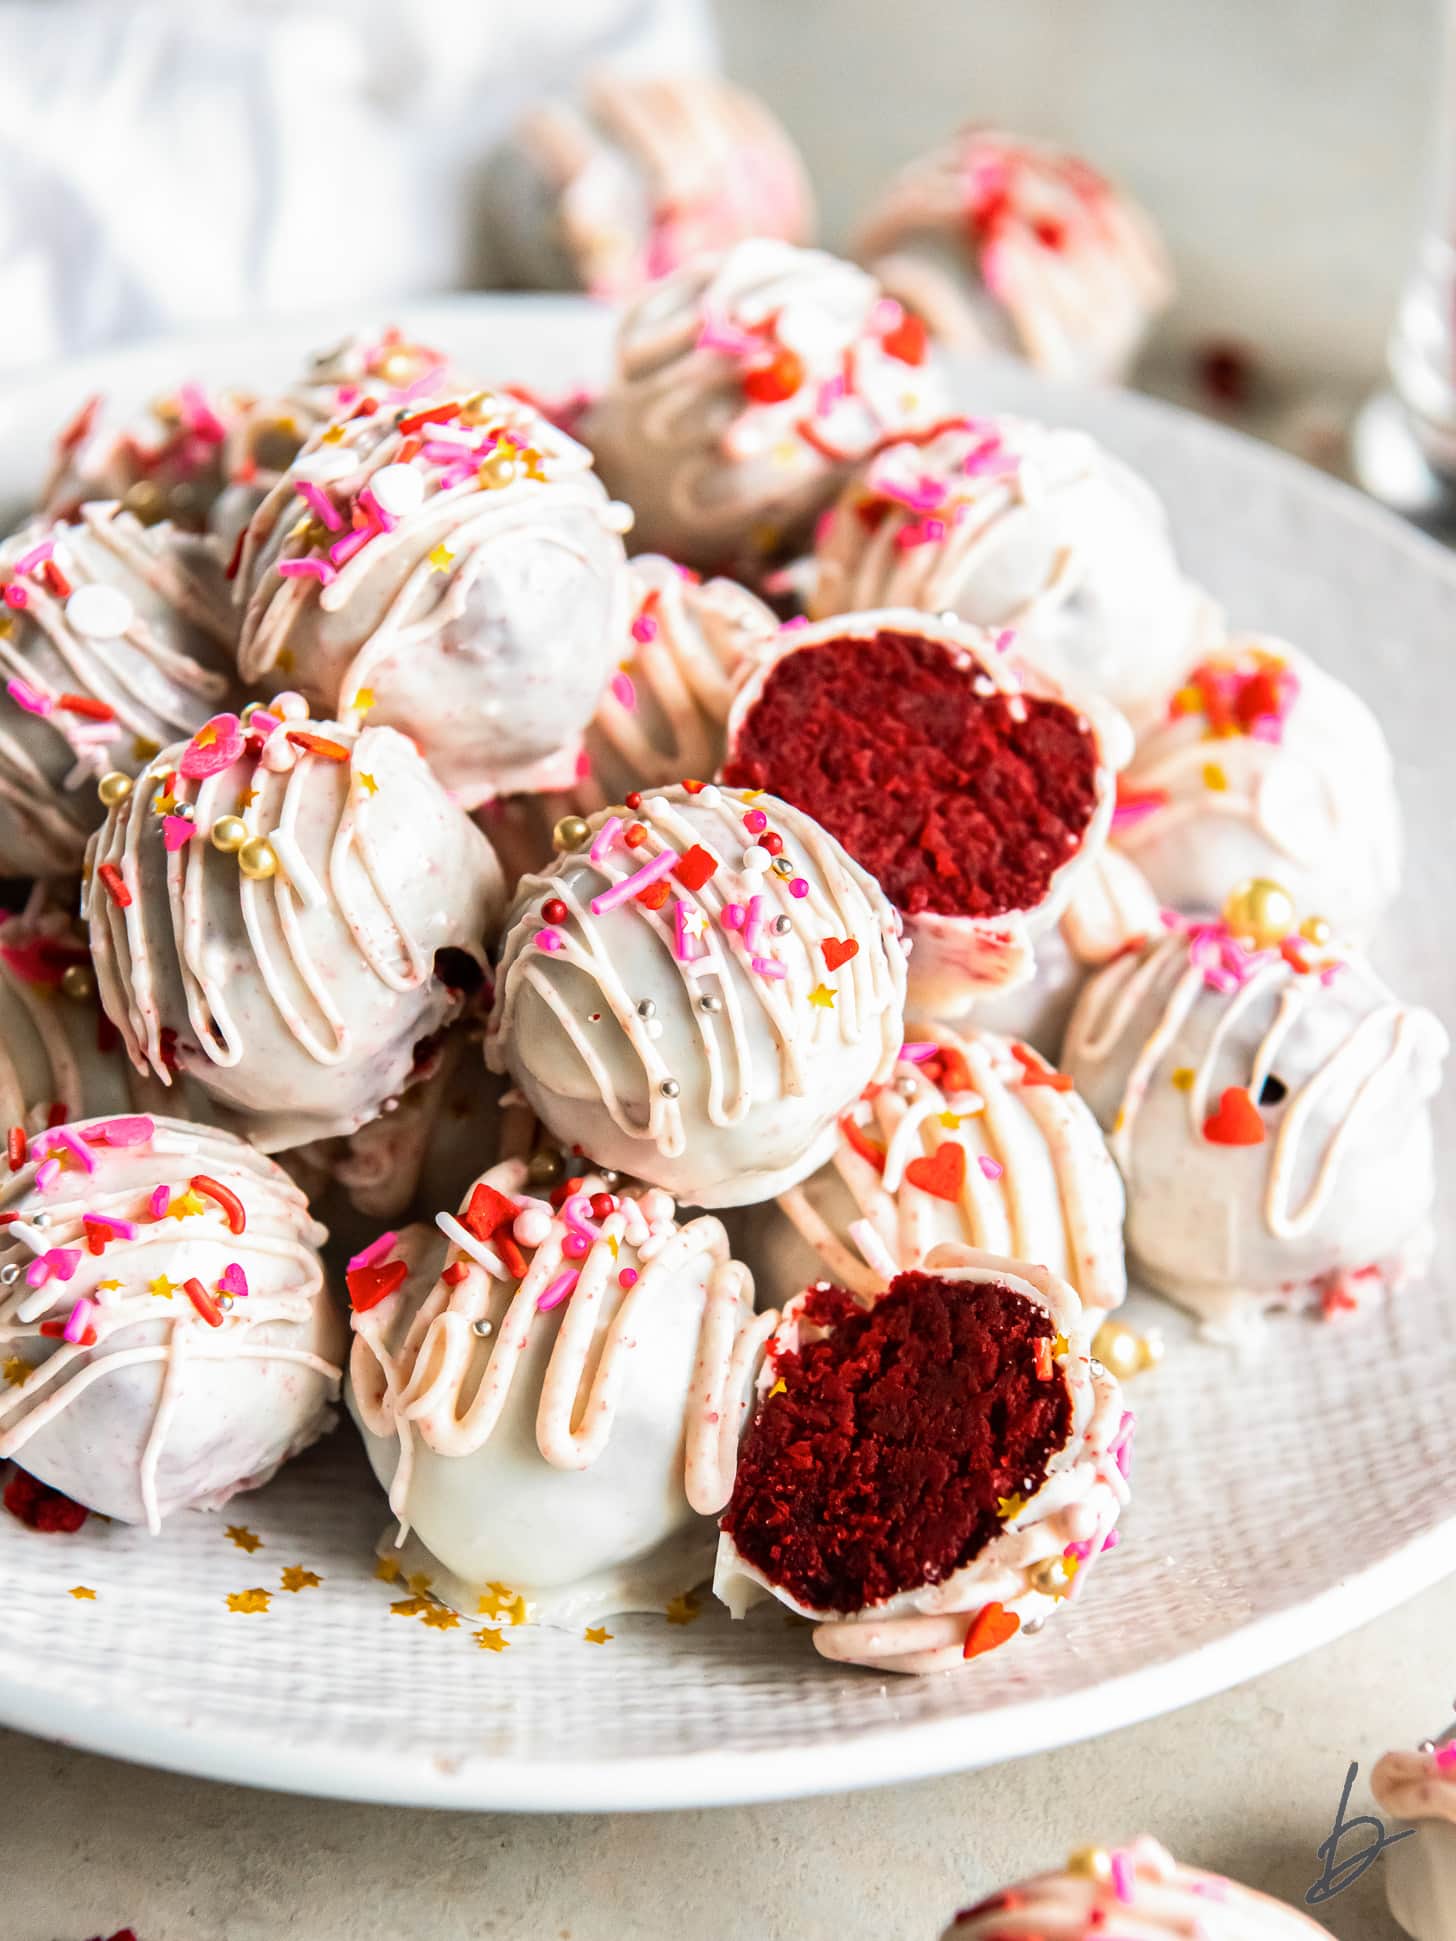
[0,0,716,371]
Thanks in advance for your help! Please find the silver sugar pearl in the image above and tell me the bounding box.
[896,1076,918,1099]
[0,1263,19,1285]
[699,993,722,1013]
[660,1078,681,1098]
[771,856,794,877]
[637,998,655,1019]
[773,915,792,935]
[31,1212,50,1229]
[218,1295,235,1311]
[472,1318,494,1338]
[597,1170,620,1189]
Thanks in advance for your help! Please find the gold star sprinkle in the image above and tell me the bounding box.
[665,1594,701,1626]
[225,1525,262,1554]
[148,1275,177,1300]
[737,789,764,803]
[280,1566,321,1593]
[420,1605,460,1631]
[97,1279,122,1292]
[374,1556,402,1583]
[1171,1067,1195,1092]
[351,687,375,715]
[133,736,160,761]
[68,1586,96,1601]
[475,1626,509,1652]
[807,984,836,1009]
[407,1571,434,1595]
[1202,762,1228,792]
[477,1582,517,1619]
[3,1355,30,1388]
[583,1626,612,1645]
[152,790,176,816]
[238,787,258,809]
[428,543,455,573]
[998,1492,1028,1521]
[166,1188,207,1221]
[227,1588,271,1614]
[1051,1333,1069,1359]
[357,772,378,797]
[768,1378,787,1398]
[390,1595,434,1618]
[321,425,346,445]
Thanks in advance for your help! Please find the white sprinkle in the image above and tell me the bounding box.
[436,1210,507,1280]
[603,500,636,535]
[742,845,770,873]
[370,462,425,518]
[66,584,134,639]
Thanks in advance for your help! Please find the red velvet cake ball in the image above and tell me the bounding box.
[722,608,1130,1020]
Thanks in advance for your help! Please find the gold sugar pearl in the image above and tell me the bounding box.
[1092,1320,1161,1381]
[478,449,522,490]
[552,815,591,853]
[526,1148,564,1187]
[60,964,95,1003]
[210,815,248,854]
[97,771,133,808]
[1066,1846,1114,1884]
[1300,914,1332,947]
[1028,1556,1074,1598]
[238,836,278,880]
[1222,877,1296,950]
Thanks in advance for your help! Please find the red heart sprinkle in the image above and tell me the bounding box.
[1202,1085,1266,1146]
[963,1601,1019,1659]
[904,1142,966,1201]
[821,937,859,972]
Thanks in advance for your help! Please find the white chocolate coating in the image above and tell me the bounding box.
[723,607,1132,1018]
[943,1833,1329,1936]
[348,1158,774,1624]
[86,701,504,1152]
[714,1245,1131,1674]
[487,783,907,1208]
[491,71,814,298]
[750,1023,1125,1313]
[0,1113,343,1531]
[0,506,240,879]
[582,240,947,572]
[236,392,630,806]
[1064,919,1447,1330]
[855,129,1174,384]
[1112,636,1402,938]
[1374,1732,1456,1941]
[809,416,1216,722]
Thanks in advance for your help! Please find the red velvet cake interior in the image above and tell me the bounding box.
[721,1270,1072,1613]
[721,628,1100,919]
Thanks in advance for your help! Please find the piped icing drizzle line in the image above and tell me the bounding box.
[87,697,446,1081]
[348,1158,774,1538]
[491,785,903,1160]
[0,1114,337,1533]
[778,1028,1125,1311]
[1065,917,1423,1243]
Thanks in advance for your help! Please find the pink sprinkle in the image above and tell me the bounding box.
[85,1213,136,1240]
[994,629,1017,654]
[1101,1529,1120,1551]
[34,1157,60,1191]
[178,713,245,781]
[789,878,809,899]
[218,1262,250,1299]
[328,527,374,569]
[743,809,768,835]
[1109,1850,1134,1904]
[178,383,227,443]
[149,1185,169,1218]
[780,615,809,632]
[41,1247,80,1283]
[162,814,196,852]
[562,1231,590,1260]
[1112,1410,1136,1479]
[978,1155,1004,1181]
[721,902,745,932]
[536,1269,579,1313]
[630,612,658,644]
[589,816,623,865]
[87,1115,153,1147]
[24,1259,51,1289]
[356,486,395,534]
[589,848,676,916]
[295,479,344,532]
[535,927,566,953]
[898,1042,938,1063]
[618,1267,639,1290]
[610,672,637,710]
[751,955,786,978]
[1434,1743,1456,1772]
[347,1230,398,1274]
[561,1194,601,1241]
[3,584,29,610]
[742,893,764,952]
[277,557,337,587]
[49,1126,95,1173]
[12,538,54,575]
[6,678,52,716]
[673,898,701,964]
[63,1297,96,1344]
[1110,798,1164,833]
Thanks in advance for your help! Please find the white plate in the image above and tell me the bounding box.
[1,297,1453,1813]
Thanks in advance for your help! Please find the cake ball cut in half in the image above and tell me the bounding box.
[0,507,240,880]
[86,697,504,1153]
[348,1158,774,1623]
[0,1113,344,1531]
[756,1023,1125,1314]
[808,416,1215,721]
[487,783,907,1208]
[715,1246,1132,1674]
[1063,900,1447,1332]
[855,128,1173,383]
[1112,636,1402,938]
[944,1833,1329,1937]
[42,382,252,532]
[235,391,630,805]
[1372,1723,1456,1941]
[488,70,814,299]
[581,239,946,573]
[721,609,1131,1018]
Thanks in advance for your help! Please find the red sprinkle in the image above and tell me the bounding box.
[441,1262,469,1287]
[882,311,929,366]
[462,1181,519,1243]
[57,692,115,722]
[624,791,643,811]
[636,880,671,911]
[347,1259,408,1311]
[542,897,569,925]
[742,347,805,405]
[190,1173,246,1235]
[839,1114,886,1174]
[97,863,131,909]
[184,1278,224,1327]
[1202,1085,1267,1147]
[963,1601,1020,1660]
[6,1126,25,1172]
[672,844,718,892]
[1010,1042,1075,1091]
[623,822,648,848]
[1034,1337,1054,1380]
[286,731,350,763]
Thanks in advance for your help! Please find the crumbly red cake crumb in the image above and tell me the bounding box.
[722,628,1099,919]
[3,1464,88,1533]
[721,1271,1072,1613]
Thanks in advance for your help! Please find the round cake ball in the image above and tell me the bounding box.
[42,382,251,532]
[1112,635,1402,938]
[854,128,1173,383]
[488,71,814,299]
[235,391,631,806]
[347,1157,773,1622]
[581,239,947,573]
[944,1834,1329,1937]
[809,416,1217,721]
[721,608,1131,1020]
[0,507,240,880]
[970,848,1163,1057]
[86,696,505,1153]
[715,1245,1132,1674]
[0,1112,344,1530]
[1063,906,1448,1331]
[1373,1724,1456,1941]
[752,1024,1125,1313]
[487,783,907,1208]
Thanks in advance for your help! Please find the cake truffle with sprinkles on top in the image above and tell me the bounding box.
[487,781,907,1208]
[715,1243,1132,1674]
[0,1112,344,1531]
